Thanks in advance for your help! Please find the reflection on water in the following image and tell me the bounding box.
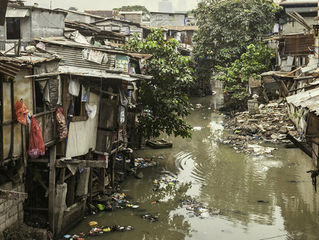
[71,94,319,240]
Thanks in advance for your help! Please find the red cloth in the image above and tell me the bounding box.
[28,116,45,158]
[56,107,68,139]
[14,100,29,125]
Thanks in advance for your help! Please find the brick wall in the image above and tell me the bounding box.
[0,182,25,232]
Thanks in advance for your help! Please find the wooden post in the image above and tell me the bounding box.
[58,168,65,184]
[48,145,56,235]
[0,74,3,162]
[66,175,75,207]
[89,168,92,203]
[8,80,14,158]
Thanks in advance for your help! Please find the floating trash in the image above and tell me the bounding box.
[88,221,98,227]
[142,214,159,222]
[89,225,134,236]
[181,198,221,218]
[135,158,157,168]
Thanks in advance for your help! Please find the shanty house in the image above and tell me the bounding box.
[286,87,319,167]
[0,4,66,51]
[25,37,151,235]
[279,0,317,34]
[92,18,144,39]
[0,52,60,233]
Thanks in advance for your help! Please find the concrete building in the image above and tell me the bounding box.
[119,11,143,24]
[0,4,66,51]
[93,18,144,39]
[150,12,187,27]
[279,0,318,34]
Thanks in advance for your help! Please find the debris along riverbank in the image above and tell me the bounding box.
[220,101,298,156]
[64,154,222,240]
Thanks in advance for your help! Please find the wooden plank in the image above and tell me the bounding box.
[0,189,28,200]
[56,159,107,168]
[66,175,75,207]
[21,125,27,167]
[24,72,61,79]
[48,145,56,235]
[0,74,3,162]
[279,80,288,97]
[8,80,14,158]
[58,168,66,184]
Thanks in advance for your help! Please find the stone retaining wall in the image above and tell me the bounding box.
[0,182,25,232]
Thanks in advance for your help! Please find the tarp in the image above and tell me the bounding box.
[5,8,29,18]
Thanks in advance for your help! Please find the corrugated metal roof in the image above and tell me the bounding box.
[5,8,29,18]
[59,66,142,81]
[286,88,319,115]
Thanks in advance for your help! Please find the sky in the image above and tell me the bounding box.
[27,0,200,12]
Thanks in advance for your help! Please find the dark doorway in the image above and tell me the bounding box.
[6,18,21,39]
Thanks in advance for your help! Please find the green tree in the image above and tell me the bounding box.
[125,29,194,139]
[193,0,280,87]
[216,44,273,109]
[113,5,149,14]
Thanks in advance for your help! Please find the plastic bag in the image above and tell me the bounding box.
[14,100,29,125]
[56,107,68,139]
[28,116,45,158]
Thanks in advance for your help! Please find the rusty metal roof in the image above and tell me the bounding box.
[0,54,59,77]
[286,87,319,115]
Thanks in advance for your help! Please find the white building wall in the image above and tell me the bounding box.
[150,13,186,27]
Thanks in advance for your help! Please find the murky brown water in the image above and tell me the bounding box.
[71,94,319,240]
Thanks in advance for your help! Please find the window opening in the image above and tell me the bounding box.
[6,18,21,39]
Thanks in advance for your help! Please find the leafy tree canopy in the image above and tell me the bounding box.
[193,0,281,83]
[124,29,194,139]
[113,5,149,14]
[216,44,273,109]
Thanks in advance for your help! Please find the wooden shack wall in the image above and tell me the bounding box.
[65,92,100,158]
[283,34,314,56]
[3,69,33,159]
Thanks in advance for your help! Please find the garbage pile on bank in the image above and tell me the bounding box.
[220,101,297,156]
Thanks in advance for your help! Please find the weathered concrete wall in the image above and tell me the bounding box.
[30,9,65,39]
[123,14,142,24]
[282,16,316,34]
[20,17,31,40]
[95,20,143,38]
[0,25,5,40]
[150,13,185,27]
[0,182,25,232]
[65,12,100,24]
[3,69,33,159]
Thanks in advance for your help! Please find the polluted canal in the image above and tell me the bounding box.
[70,96,319,240]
